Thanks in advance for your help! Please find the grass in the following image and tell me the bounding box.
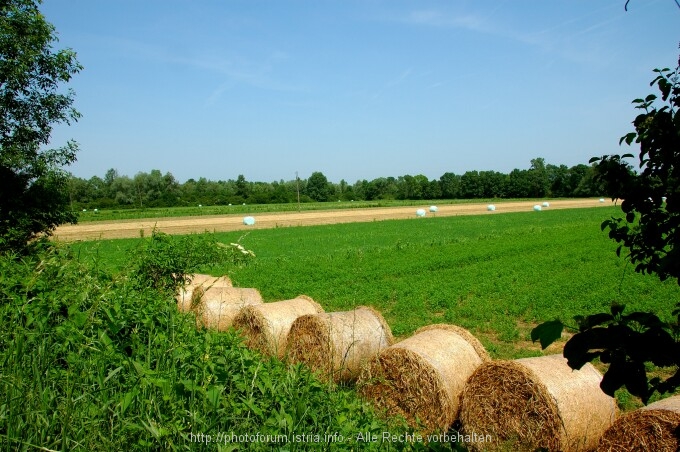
[72,206,680,360]
[1,239,426,451]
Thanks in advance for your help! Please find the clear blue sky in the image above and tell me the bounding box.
[42,0,679,184]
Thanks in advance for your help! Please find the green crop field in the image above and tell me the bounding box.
[72,205,680,360]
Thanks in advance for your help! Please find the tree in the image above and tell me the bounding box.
[235,174,249,199]
[439,172,461,199]
[0,0,82,253]
[533,56,680,403]
[305,171,331,202]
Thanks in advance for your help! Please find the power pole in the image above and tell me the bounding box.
[296,171,301,212]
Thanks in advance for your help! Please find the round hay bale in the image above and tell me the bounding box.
[460,354,617,452]
[194,287,263,331]
[533,204,542,211]
[243,216,255,225]
[189,273,233,288]
[175,274,233,313]
[416,209,426,217]
[542,201,550,208]
[599,395,680,451]
[429,205,438,212]
[358,324,490,434]
[287,306,394,383]
[487,204,496,211]
[232,295,324,358]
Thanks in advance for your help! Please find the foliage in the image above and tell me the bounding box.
[0,0,82,254]
[533,57,680,403]
[0,239,428,451]
[304,171,332,202]
[129,229,243,292]
[592,62,680,282]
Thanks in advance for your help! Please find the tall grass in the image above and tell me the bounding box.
[0,241,426,451]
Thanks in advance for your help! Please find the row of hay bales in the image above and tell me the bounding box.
[176,274,680,451]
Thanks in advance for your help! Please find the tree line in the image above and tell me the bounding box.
[68,157,602,210]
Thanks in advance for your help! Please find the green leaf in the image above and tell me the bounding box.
[531,320,563,350]
[205,386,222,408]
[120,389,138,415]
[103,366,124,385]
[610,303,626,317]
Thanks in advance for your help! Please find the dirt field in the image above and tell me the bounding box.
[53,199,614,242]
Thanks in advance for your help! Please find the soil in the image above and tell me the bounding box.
[53,199,614,242]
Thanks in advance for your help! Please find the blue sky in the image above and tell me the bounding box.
[42,0,679,184]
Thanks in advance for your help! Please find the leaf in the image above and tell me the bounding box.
[205,386,222,408]
[577,313,614,331]
[563,328,613,369]
[120,389,138,415]
[531,320,564,350]
[623,312,664,329]
[103,366,124,385]
[610,302,626,317]
[599,361,627,398]
[589,156,601,164]
[619,134,637,146]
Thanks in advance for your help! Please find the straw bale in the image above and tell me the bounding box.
[460,354,617,452]
[175,273,233,312]
[189,273,233,288]
[287,306,394,382]
[599,394,680,452]
[358,324,490,434]
[194,287,263,331]
[232,295,324,358]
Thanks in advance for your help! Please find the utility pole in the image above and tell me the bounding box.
[296,171,301,212]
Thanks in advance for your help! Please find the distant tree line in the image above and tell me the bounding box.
[67,158,603,210]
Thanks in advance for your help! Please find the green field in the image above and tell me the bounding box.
[73,205,680,359]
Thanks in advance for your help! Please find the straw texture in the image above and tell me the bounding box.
[287,306,394,382]
[599,395,680,451]
[460,354,617,451]
[358,324,490,433]
[232,295,324,358]
[194,287,263,331]
[175,273,233,313]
